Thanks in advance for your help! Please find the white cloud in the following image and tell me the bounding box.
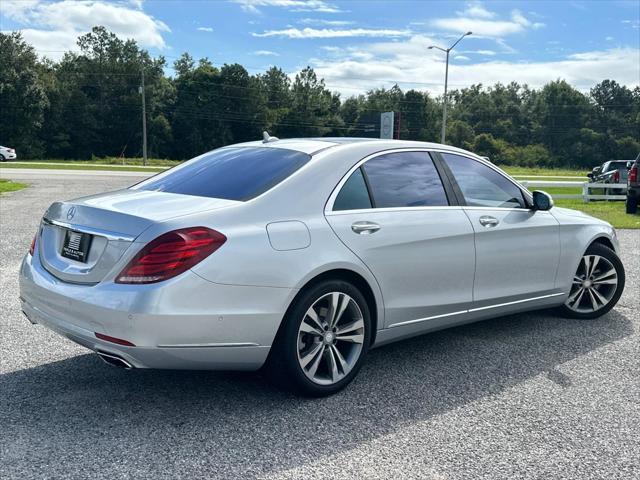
[197,27,214,32]
[454,55,470,61]
[456,2,496,19]
[299,18,354,26]
[3,0,170,59]
[605,36,614,41]
[432,4,544,37]
[231,0,342,14]
[253,27,411,39]
[253,50,280,56]
[305,35,639,96]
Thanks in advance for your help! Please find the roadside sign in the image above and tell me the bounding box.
[380,112,394,139]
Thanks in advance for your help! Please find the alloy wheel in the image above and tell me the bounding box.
[565,254,618,314]
[296,292,365,385]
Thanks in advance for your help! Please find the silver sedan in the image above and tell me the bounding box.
[19,138,626,396]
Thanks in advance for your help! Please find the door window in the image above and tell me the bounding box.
[442,153,526,208]
[362,152,448,208]
[333,167,372,211]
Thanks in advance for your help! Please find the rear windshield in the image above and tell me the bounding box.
[133,147,312,201]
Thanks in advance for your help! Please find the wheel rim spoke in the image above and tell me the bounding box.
[296,291,365,386]
[327,292,350,329]
[300,342,323,369]
[588,255,600,277]
[590,287,608,306]
[327,346,339,382]
[304,307,324,332]
[569,288,586,309]
[331,345,349,374]
[592,269,616,284]
[335,318,364,335]
[335,332,364,344]
[587,289,599,310]
[306,345,325,378]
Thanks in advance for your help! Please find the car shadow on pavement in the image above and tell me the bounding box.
[0,309,633,478]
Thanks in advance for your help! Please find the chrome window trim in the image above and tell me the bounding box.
[42,218,137,242]
[324,147,533,214]
[325,205,463,217]
[387,292,565,329]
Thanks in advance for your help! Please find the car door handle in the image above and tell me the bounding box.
[351,221,381,235]
[479,215,499,228]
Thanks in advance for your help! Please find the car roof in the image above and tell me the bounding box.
[232,137,475,157]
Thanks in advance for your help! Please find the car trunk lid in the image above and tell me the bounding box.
[39,189,240,284]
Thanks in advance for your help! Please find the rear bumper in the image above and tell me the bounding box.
[19,252,296,370]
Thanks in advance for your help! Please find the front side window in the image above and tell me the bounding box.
[133,147,312,201]
[362,152,449,208]
[442,153,526,208]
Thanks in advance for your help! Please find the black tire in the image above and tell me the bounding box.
[556,242,625,320]
[267,279,372,397]
[626,196,638,214]
[0,154,5,162]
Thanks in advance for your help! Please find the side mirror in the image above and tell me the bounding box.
[532,190,554,211]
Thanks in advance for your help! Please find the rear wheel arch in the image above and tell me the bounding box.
[280,268,379,347]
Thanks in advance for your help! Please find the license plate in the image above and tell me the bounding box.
[61,230,93,263]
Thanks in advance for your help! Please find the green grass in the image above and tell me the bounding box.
[0,163,166,173]
[0,178,27,194]
[13,157,180,167]
[502,166,589,177]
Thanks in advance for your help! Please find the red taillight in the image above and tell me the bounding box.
[115,227,226,284]
[95,332,136,346]
[630,166,638,183]
[612,170,620,183]
[29,232,37,256]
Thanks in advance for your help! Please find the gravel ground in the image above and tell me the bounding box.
[1,171,638,480]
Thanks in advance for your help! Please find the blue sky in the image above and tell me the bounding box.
[2,0,639,95]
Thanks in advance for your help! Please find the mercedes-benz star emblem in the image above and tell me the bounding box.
[66,206,76,220]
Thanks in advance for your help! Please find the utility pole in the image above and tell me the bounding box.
[429,31,472,144]
[140,70,148,166]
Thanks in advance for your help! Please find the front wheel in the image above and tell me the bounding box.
[0,154,5,162]
[268,280,371,397]
[557,243,625,319]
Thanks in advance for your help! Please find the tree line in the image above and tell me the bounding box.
[1,27,639,168]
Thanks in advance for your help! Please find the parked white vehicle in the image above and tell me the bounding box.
[0,145,17,161]
[19,138,626,396]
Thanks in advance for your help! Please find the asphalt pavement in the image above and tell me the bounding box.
[1,170,638,479]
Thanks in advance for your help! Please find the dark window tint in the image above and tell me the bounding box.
[362,152,448,208]
[134,147,311,201]
[442,153,525,208]
[333,167,372,211]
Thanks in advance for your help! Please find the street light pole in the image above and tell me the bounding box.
[429,31,472,144]
[140,70,148,166]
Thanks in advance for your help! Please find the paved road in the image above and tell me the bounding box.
[1,173,638,480]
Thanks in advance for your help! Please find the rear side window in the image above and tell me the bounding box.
[362,151,449,208]
[333,167,372,211]
[133,147,312,201]
[442,153,526,208]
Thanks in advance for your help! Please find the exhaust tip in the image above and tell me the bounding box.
[96,351,133,369]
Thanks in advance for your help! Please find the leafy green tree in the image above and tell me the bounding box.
[0,32,48,157]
